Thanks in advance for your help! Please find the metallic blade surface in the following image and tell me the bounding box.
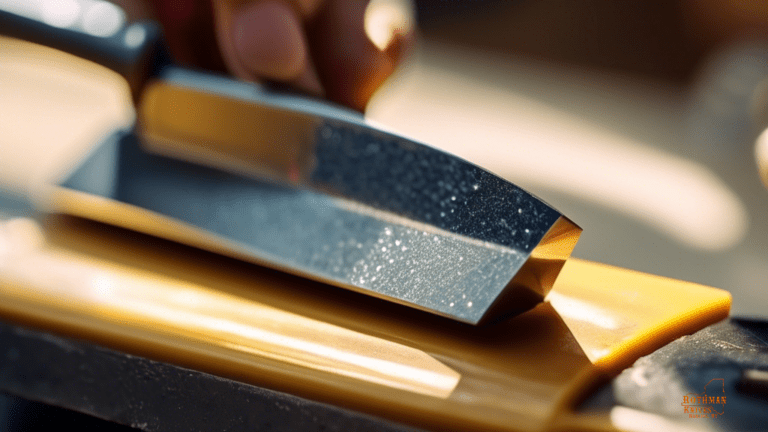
[141,69,560,248]
[53,68,581,324]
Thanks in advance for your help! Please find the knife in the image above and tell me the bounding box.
[0,1,581,324]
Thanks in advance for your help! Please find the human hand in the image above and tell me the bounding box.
[148,0,414,111]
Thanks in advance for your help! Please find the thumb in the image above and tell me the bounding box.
[212,0,324,95]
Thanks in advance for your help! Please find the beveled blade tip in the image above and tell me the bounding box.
[473,216,582,325]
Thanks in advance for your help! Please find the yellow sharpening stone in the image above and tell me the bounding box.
[0,215,730,432]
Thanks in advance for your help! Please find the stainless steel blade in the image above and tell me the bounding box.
[49,67,581,325]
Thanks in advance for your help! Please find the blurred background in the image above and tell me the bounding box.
[1,0,768,319]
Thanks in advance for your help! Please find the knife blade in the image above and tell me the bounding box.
[0,2,581,324]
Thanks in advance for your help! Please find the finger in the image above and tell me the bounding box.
[214,1,302,79]
[233,2,306,79]
[213,1,324,95]
[307,0,414,110]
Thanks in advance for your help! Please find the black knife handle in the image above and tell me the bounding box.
[0,8,169,103]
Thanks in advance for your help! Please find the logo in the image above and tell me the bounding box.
[681,378,726,418]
